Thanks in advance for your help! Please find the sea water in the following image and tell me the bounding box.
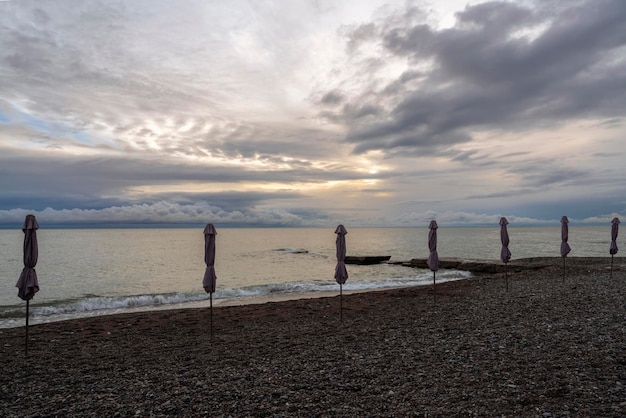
[0,226,619,328]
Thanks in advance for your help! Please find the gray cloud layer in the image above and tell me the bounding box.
[1,0,625,226]
[323,1,626,156]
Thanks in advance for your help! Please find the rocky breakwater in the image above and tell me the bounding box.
[395,257,556,273]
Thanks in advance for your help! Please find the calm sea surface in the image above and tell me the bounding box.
[0,226,619,328]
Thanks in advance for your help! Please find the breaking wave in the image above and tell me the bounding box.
[0,269,471,328]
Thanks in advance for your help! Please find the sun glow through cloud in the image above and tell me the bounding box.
[0,0,625,227]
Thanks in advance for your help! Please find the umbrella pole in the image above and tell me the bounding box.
[210,292,213,341]
[340,283,343,323]
[25,300,29,356]
[562,257,566,282]
[505,263,508,292]
[610,255,614,279]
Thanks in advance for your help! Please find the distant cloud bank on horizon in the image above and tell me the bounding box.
[0,201,621,228]
[1,0,625,226]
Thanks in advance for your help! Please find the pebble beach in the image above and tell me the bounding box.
[1,257,624,417]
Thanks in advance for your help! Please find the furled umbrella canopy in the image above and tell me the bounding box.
[500,217,512,291]
[499,217,511,264]
[16,214,40,355]
[560,216,571,257]
[610,217,619,256]
[559,216,572,282]
[427,220,439,293]
[202,223,218,293]
[334,224,348,322]
[610,217,619,279]
[334,225,348,285]
[16,214,40,301]
[427,220,439,272]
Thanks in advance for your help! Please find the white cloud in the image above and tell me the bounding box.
[1,0,625,226]
[0,201,308,226]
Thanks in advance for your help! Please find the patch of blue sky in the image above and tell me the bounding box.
[19,111,62,137]
[71,130,95,145]
[10,107,118,149]
[71,130,119,149]
[0,109,10,123]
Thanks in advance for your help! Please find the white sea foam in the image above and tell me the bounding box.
[272,247,310,254]
[0,270,472,328]
[5,225,610,329]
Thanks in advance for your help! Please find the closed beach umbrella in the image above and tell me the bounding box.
[610,217,619,278]
[15,214,40,355]
[202,224,217,293]
[500,217,511,263]
[560,216,571,257]
[334,224,348,284]
[427,220,439,289]
[499,217,511,290]
[560,216,571,282]
[334,225,348,321]
[610,217,619,255]
[202,223,217,339]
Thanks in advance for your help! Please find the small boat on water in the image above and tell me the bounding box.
[344,255,391,265]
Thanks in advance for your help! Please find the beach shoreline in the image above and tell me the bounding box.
[1,257,624,416]
[0,274,469,330]
[5,256,617,331]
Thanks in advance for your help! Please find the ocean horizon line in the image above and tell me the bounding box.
[0,222,614,230]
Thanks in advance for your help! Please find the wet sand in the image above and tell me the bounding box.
[1,257,624,417]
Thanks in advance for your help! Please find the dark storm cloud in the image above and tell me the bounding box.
[377,130,473,157]
[2,0,625,226]
[512,196,626,221]
[128,190,303,211]
[517,167,591,188]
[450,150,479,162]
[330,0,626,156]
[320,90,345,106]
[592,118,624,129]
[465,188,537,200]
[0,189,300,214]
[0,149,387,211]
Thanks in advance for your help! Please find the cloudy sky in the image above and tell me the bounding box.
[1,0,625,227]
